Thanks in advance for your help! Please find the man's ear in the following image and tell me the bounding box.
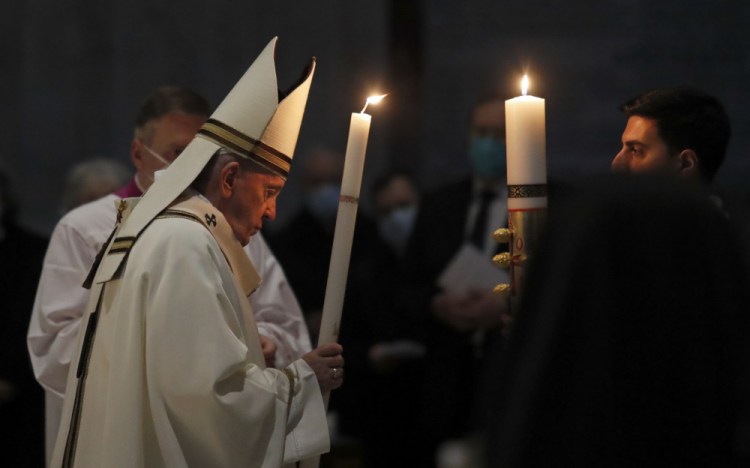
[130,139,143,170]
[677,149,699,179]
[219,161,241,199]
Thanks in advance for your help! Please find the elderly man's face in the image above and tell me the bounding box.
[611,116,678,175]
[132,112,206,189]
[222,169,285,246]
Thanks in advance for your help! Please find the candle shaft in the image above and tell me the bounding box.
[318,112,371,346]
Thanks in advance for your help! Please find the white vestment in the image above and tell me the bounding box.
[50,194,327,467]
[28,192,310,463]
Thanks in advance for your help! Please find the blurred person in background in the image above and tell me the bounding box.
[400,94,511,466]
[59,158,129,215]
[337,169,424,467]
[0,169,46,467]
[266,147,378,344]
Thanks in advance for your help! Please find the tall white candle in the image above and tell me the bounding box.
[505,75,547,210]
[301,96,385,468]
[318,95,386,347]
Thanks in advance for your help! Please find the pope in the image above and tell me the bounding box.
[51,37,343,468]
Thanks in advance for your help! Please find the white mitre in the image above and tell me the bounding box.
[93,37,315,286]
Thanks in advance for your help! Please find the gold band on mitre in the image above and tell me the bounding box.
[197,118,292,179]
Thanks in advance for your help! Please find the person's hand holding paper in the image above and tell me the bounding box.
[433,243,511,332]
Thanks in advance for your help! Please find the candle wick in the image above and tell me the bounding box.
[361,102,369,113]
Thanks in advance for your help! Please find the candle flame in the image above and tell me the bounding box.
[521,75,529,96]
[361,94,388,113]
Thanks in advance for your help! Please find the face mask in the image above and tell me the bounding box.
[136,142,172,190]
[469,136,506,179]
[306,183,340,220]
[378,204,417,254]
[141,142,172,167]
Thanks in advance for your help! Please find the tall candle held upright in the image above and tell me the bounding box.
[503,75,547,307]
[302,92,386,468]
[505,75,547,210]
[317,94,386,347]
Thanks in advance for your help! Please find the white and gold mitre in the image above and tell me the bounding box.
[92,37,315,285]
[197,37,315,179]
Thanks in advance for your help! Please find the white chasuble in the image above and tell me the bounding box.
[51,194,328,468]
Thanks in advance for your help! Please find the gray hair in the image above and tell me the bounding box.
[61,158,130,214]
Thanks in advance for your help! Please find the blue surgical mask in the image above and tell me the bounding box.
[306,183,340,220]
[469,137,506,178]
[378,204,417,255]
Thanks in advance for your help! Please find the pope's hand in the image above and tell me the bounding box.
[259,336,277,368]
[302,343,344,392]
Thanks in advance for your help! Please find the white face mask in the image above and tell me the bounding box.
[140,142,172,167]
[378,204,417,255]
[136,141,172,190]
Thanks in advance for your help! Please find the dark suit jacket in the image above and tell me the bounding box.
[403,178,474,304]
[400,177,505,462]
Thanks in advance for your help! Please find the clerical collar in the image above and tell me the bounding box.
[114,177,143,199]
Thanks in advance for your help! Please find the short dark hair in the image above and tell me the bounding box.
[620,86,731,182]
[468,93,506,124]
[135,86,211,131]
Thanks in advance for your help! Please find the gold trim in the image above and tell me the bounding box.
[493,283,510,295]
[198,122,291,178]
[201,121,256,154]
[252,145,292,174]
[282,368,296,413]
[508,184,548,198]
[109,237,134,252]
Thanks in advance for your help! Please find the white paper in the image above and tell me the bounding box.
[437,243,510,293]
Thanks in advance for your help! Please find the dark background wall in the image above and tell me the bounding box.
[3,0,748,234]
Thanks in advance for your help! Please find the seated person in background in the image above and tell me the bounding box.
[399,94,511,466]
[337,169,425,467]
[372,169,420,256]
